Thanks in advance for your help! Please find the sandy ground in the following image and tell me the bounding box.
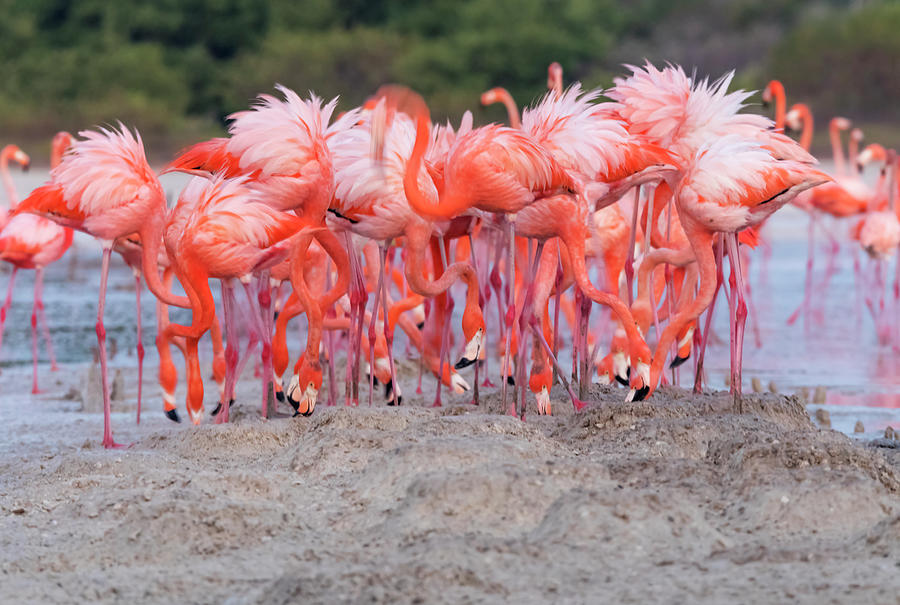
[1,356,900,605]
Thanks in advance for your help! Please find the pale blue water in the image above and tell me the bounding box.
[1,170,898,436]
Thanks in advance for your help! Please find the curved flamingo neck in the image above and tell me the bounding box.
[848,130,863,173]
[548,62,563,98]
[793,104,814,152]
[403,113,450,219]
[0,147,18,209]
[766,80,786,131]
[830,118,848,176]
[491,89,521,129]
[140,209,191,309]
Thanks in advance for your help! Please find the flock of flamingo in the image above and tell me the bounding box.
[1,61,895,449]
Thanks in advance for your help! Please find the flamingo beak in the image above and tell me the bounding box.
[613,352,629,386]
[187,405,204,425]
[670,327,695,369]
[287,374,318,415]
[450,373,470,394]
[626,361,651,402]
[455,328,483,369]
[536,386,551,415]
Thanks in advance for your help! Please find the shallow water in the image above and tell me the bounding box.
[1,168,898,435]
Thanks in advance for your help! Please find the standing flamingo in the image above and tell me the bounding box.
[15,125,192,448]
[163,175,313,423]
[0,135,73,392]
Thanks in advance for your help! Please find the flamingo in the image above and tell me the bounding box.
[0,135,73,393]
[165,87,361,418]
[327,96,482,407]
[761,80,786,131]
[0,144,30,232]
[162,175,315,423]
[608,63,826,401]
[15,125,193,448]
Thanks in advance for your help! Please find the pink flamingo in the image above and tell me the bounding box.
[163,175,314,423]
[0,135,73,393]
[165,87,360,417]
[15,125,192,448]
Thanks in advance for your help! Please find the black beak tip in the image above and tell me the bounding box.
[273,311,280,321]
[455,356,476,370]
[633,386,650,402]
[614,374,629,387]
[275,390,285,402]
[165,409,181,423]
[416,321,425,330]
[506,376,515,386]
[669,355,689,369]
[211,402,222,416]
[287,397,300,413]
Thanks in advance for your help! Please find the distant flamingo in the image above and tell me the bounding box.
[761,80,786,131]
[0,135,73,393]
[15,125,193,448]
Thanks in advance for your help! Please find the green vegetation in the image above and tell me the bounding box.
[0,0,895,160]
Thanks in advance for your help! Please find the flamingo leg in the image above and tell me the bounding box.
[0,267,18,365]
[379,243,401,405]
[517,239,545,420]
[367,245,385,407]
[530,320,585,412]
[624,187,641,307]
[97,247,124,449]
[500,217,517,416]
[215,281,238,423]
[787,212,816,327]
[243,277,272,418]
[133,273,144,424]
[726,233,748,411]
[30,271,41,394]
[693,235,724,394]
[34,267,59,372]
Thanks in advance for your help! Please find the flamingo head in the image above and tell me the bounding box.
[595,353,615,386]
[529,365,553,415]
[454,306,485,370]
[669,321,697,369]
[784,108,803,133]
[547,62,563,94]
[609,328,631,386]
[857,144,887,173]
[287,354,322,417]
[831,116,852,131]
[626,337,653,402]
[4,145,30,171]
[480,87,506,107]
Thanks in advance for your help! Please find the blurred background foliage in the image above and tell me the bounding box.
[0,0,895,160]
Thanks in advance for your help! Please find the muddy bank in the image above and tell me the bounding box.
[1,363,899,604]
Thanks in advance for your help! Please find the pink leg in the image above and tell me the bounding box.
[531,320,585,411]
[368,247,385,407]
[216,282,240,423]
[30,272,40,394]
[693,236,724,393]
[134,274,144,424]
[378,243,401,405]
[516,240,545,419]
[787,213,816,326]
[624,187,640,307]
[726,233,748,410]
[243,278,272,418]
[34,268,58,371]
[0,267,18,365]
[97,248,125,449]
[500,218,517,415]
